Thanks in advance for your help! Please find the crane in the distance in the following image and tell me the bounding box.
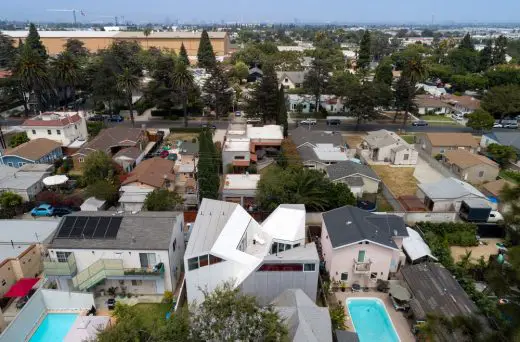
[47,9,86,26]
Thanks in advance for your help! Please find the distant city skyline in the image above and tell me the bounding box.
[2,0,520,25]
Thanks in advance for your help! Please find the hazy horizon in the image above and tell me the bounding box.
[2,0,520,25]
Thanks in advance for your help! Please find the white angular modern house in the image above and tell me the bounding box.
[184,199,319,305]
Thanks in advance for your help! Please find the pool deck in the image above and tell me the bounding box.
[334,291,415,342]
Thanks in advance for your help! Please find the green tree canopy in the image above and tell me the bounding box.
[8,132,29,148]
[493,35,508,65]
[202,65,233,119]
[256,166,355,212]
[0,32,15,68]
[64,38,89,58]
[459,33,475,50]
[246,63,279,122]
[466,109,495,132]
[144,189,183,211]
[198,129,220,200]
[486,143,517,167]
[197,30,216,69]
[0,191,23,209]
[82,150,116,184]
[179,43,189,65]
[357,30,371,70]
[485,65,520,87]
[374,57,394,86]
[277,85,288,137]
[26,23,48,59]
[85,180,119,204]
[230,61,249,83]
[481,85,520,120]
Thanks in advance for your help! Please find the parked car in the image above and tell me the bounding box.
[200,123,217,129]
[412,120,429,126]
[326,119,341,126]
[493,123,503,128]
[31,204,54,217]
[300,119,317,125]
[88,115,104,122]
[504,122,519,129]
[246,118,261,124]
[108,115,124,122]
[52,207,73,217]
[235,111,242,117]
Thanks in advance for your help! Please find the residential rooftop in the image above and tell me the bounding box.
[223,174,261,190]
[0,220,60,261]
[417,177,486,199]
[444,150,498,169]
[48,211,181,251]
[247,125,284,140]
[322,206,408,249]
[0,166,47,190]
[290,127,343,148]
[326,161,380,181]
[424,132,478,147]
[5,138,61,160]
[121,157,175,188]
[21,112,82,127]
[223,139,250,152]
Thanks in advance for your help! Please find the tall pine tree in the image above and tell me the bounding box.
[493,35,508,65]
[277,86,288,138]
[479,40,493,71]
[357,30,371,71]
[459,33,475,50]
[203,66,233,119]
[26,23,48,59]
[179,43,189,65]
[197,30,216,69]
[246,63,279,123]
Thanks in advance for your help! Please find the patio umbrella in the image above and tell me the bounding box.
[43,175,69,187]
[389,284,411,301]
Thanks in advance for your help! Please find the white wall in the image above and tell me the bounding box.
[26,119,87,146]
[49,248,173,291]
[0,289,46,342]
[222,150,251,173]
[41,289,94,310]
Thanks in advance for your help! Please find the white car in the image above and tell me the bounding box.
[300,119,317,125]
[493,123,503,128]
[488,211,504,224]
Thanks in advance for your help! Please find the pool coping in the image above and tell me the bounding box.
[346,297,401,342]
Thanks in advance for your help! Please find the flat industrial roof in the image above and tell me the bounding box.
[2,30,227,39]
[247,125,283,140]
[223,139,250,152]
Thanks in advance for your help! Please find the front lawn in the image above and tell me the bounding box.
[420,115,454,122]
[399,135,415,144]
[500,169,520,184]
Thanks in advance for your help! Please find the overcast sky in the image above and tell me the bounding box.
[3,0,520,24]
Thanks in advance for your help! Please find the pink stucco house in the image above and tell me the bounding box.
[320,206,408,288]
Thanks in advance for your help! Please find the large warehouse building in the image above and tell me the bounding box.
[2,30,230,56]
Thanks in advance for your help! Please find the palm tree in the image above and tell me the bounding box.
[143,28,152,48]
[116,67,140,127]
[400,56,427,127]
[170,62,194,128]
[289,169,330,211]
[12,43,51,114]
[50,51,81,109]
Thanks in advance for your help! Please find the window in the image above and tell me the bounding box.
[56,129,61,135]
[341,272,348,281]
[234,155,245,160]
[478,171,484,177]
[357,250,366,263]
[18,162,25,167]
[188,257,199,271]
[198,255,209,267]
[119,280,125,285]
[370,272,378,280]
[304,263,316,272]
[139,253,156,268]
[258,263,303,272]
[284,78,288,82]
[32,130,36,135]
[56,252,72,263]
[237,232,247,252]
[131,280,143,286]
[209,254,223,265]
[47,130,52,135]
[7,162,13,167]
[439,148,445,154]
[78,158,84,163]
[172,239,177,252]
[403,154,409,161]
[74,124,77,129]
[270,241,293,254]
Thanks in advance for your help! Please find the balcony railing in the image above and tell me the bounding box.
[124,263,165,276]
[353,259,371,273]
[44,254,77,276]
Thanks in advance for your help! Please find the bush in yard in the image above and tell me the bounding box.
[143,189,183,211]
[35,191,63,206]
[329,304,346,330]
[502,170,520,183]
[8,132,29,148]
[85,180,119,205]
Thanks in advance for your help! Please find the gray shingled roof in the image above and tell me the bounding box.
[290,127,343,148]
[326,161,380,181]
[486,132,520,151]
[401,263,478,319]
[297,145,318,162]
[49,211,181,250]
[276,71,308,85]
[271,289,332,342]
[322,206,408,249]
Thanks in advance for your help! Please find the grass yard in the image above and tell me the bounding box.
[166,133,198,143]
[399,135,416,144]
[376,193,394,212]
[420,115,454,122]
[132,303,171,329]
[500,169,520,184]
[371,165,418,197]
[450,238,504,263]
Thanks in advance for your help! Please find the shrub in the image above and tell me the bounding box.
[434,153,443,161]
[162,291,174,303]
[329,304,346,330]
[502,170,520,183]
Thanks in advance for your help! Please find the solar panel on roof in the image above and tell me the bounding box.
[57,217,76,238]
[82,217,100,238]
[69,216,88,237]
[105,217,123,238]
[93,217,111,238]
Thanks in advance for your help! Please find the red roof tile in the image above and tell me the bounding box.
[22,114,82,127]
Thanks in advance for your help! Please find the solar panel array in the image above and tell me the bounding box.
[56,216,123,239]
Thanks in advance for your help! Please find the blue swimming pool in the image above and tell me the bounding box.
[347,298,400,342]
[29,313,78,342]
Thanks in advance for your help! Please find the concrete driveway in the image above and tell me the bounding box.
[413,157,445,184]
